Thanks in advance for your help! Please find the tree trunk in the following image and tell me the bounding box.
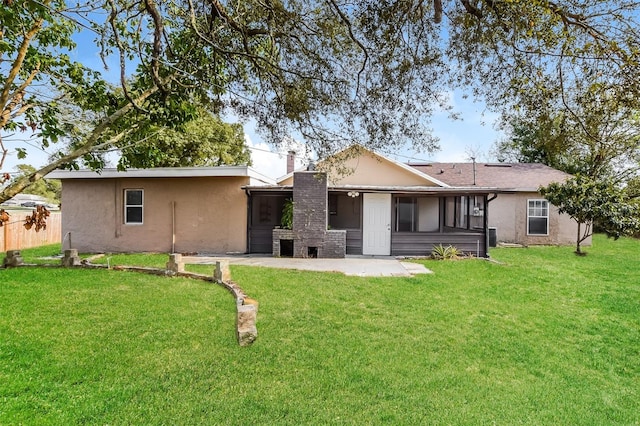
[576,221,582,254]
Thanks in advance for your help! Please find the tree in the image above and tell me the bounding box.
[493,112,581,174]
[11,164,61,203]
[2,1,640,204]
[540,175,640,255]
[494,93,640,184]
[117,110,251,169]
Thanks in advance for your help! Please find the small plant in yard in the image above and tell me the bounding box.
[431,244,462,260]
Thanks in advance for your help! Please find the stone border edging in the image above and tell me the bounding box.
[2,250,258,346]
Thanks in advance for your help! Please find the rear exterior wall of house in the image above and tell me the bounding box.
[489,192,589,246]
[60,176,249,253]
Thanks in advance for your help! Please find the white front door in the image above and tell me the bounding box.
[362,193,391,255]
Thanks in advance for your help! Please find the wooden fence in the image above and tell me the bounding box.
[1,211,61,251]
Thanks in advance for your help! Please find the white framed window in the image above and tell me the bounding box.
[124,189,144,224]
[527,199,548,235]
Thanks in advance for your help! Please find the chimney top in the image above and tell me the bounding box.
[286,151,296,174]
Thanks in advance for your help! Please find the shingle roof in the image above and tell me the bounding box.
[409,162,571,190]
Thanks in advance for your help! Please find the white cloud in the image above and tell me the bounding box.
[245,133,309,180]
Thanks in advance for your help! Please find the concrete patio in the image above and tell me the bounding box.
[181,255,432,277]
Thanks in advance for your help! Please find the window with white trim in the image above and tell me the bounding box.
[527,199,548,235]
[124,189,144,224]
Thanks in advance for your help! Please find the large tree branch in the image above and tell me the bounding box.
[0,136,7,170]
[143,0,167,94]
[434,0,443,23]
[0,19,43,117]
[107,0,147,112]
[0,83,162,204]
[460,0,482,19]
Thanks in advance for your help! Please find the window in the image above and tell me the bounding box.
[528,199,548,235]
[395,197,417,232]
[124,189,143,224]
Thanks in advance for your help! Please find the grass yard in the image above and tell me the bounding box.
[1,235,638,424]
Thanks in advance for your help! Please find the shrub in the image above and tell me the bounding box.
[431,244,461,260]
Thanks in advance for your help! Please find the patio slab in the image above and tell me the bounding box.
[182,255,432,277]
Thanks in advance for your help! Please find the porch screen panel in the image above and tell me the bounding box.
[329,194,361,229]
[395,197,416,232]
[445,196,470,229]
[445,197,455,227]
[417,197,439,232]
[457,196,468,229]
[470,195,484,230]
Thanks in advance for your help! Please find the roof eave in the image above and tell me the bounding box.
[45,166,275,183]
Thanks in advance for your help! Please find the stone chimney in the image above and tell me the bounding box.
[286,151,296,174]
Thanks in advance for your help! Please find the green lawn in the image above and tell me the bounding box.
[1,235,638,424]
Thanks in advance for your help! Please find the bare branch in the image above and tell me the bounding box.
[327,0,368,97]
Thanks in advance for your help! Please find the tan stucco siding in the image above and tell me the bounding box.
[60,176,249,253]
[488,196,517,243]
[488,192,590,246]
[322,152,438,186]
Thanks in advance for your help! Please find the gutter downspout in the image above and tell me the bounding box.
[485,193,498,257]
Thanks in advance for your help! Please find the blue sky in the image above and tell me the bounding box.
[245,91,502,179]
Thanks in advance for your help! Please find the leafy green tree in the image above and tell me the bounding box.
[11,164,61,203]
[118,110,251,168]
[540,176,640,255]
[495,93,640,184]
[494,113,581,174]
[2,0,640,204]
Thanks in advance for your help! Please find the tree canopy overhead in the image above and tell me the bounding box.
[2,0,640,203]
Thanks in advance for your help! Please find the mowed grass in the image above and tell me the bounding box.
[1,235,638,424]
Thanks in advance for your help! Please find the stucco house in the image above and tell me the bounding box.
[47,167,275,254]
[47,145,582,257]
[408,161,587,247]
